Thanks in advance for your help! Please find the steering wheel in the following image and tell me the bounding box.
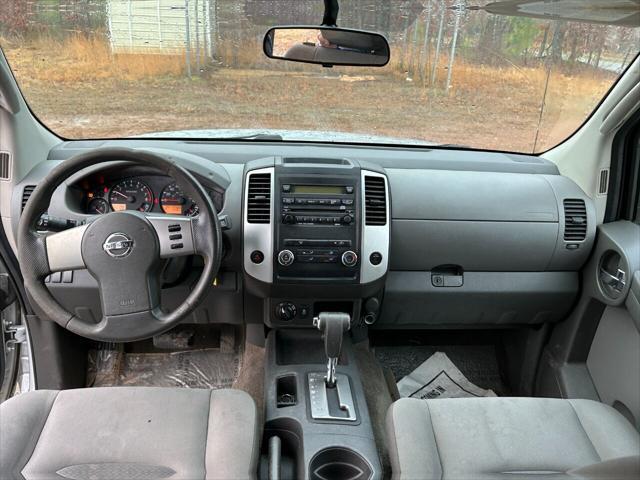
[17,148,222,342]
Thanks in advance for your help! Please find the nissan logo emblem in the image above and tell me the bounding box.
[102,233,134,258]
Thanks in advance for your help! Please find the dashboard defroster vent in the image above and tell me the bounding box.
[22,185,36,212]
[247,172,272,223]
[563,199,587,241]
[364,176,387,226]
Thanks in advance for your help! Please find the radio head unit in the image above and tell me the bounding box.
[276,173,360,282]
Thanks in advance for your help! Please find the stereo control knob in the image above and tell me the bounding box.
[341,250,358,267]
[342,214,353,225]
[278,249,295,266]
[283,214,296,224]
[276,302,297,321]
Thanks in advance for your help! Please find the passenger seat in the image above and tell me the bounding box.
[386,397,640,479]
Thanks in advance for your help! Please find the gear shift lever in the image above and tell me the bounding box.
[313,312,351,387]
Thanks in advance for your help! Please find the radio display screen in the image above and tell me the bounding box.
[291,185,345,195]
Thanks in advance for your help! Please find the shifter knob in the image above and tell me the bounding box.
[314,312,351,387]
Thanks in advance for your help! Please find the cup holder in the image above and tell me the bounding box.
[309,447,373,480]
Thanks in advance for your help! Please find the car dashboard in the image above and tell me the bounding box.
[10,139,596,330]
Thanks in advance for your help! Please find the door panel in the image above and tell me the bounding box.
[587,306,640,429]
[584,221,640,429]
[625,271,640,329]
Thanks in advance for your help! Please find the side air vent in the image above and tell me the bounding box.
[0,152,10,180]
[563,199,587,241]
[247,172,271,223]
[364,176,387,226]
[22,185,36,212]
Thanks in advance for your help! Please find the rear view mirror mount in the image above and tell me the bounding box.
[263,26,390,68]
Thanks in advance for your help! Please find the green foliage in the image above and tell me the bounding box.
[504,18,539,59]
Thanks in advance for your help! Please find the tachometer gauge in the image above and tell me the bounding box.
[109,179,154,212]
[160,182,199,216]
[87,197,110,215]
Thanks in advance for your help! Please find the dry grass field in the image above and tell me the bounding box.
[1,34,616,152]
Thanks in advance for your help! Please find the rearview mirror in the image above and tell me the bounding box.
[263,26,390,67]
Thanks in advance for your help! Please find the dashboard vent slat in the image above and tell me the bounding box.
[247,173,271,224]
[22,185,36,212]
[563,199,587,241]
[0,152,10,180]
[364,176,387,226]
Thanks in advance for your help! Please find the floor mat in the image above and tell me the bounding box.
[396,352,496,399]
[87,345,241,389]
[375,345,509,396]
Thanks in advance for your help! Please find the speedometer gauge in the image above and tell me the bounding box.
[109,179,153,212]
[160,182,199,216]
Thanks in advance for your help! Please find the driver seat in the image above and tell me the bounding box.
[0,387,259,480]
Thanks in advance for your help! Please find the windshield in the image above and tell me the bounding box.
[0,1,638,153]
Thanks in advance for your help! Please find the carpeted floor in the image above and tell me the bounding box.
[87,346,242,389]
[233,341,266,426]
[374,344,510,396]
[354,341,394,478]
[86,325,248,390]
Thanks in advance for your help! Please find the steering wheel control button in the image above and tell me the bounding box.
[49,272,63,283]
[169,233,182,241]
[170,243,184,250]
[278,249,295,266]
[168,224,181,232]
[342,251,358,267]
[102,233,134,258]
[369,252,383,265]
[250,250,265,264]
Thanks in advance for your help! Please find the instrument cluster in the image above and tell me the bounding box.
[79,174,224,217]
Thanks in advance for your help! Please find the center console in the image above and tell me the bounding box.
[261,315,382,480]
[243,158,389,479]
[243,158,390,327]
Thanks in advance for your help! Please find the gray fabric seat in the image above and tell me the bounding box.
[386,397,640,480]
[0,387,259,480]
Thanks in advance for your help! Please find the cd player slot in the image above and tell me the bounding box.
[284,239,352,247]
[284,206,350,212]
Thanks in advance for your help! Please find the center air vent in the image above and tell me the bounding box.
[247,172,271,223]
[21,185,36,212]
[364,176,387,226]
[563,199,587,241]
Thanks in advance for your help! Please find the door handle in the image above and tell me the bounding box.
[600,268,626,292]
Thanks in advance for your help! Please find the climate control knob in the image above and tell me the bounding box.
[278,249,295,266]
[341,250,358,267]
